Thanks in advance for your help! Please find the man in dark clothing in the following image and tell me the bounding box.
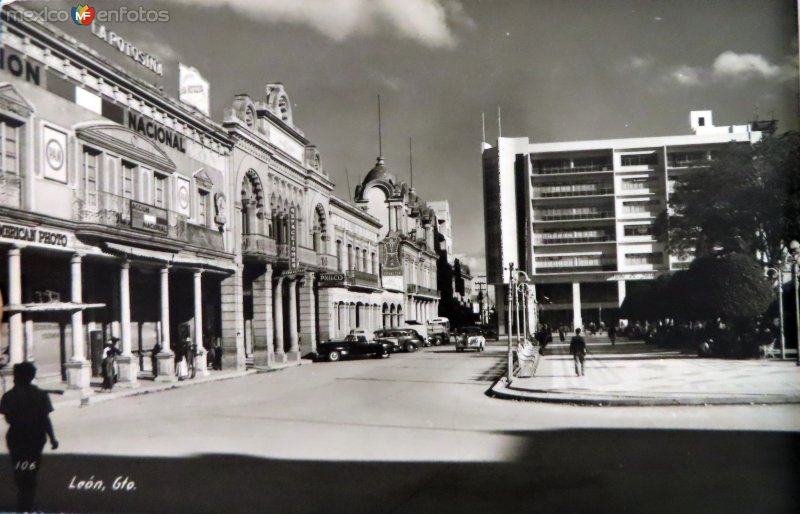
[0,362,59,512]
[608,324,617,346]
[570,328,588,377]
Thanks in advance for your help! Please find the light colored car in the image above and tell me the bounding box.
[455,326,486,352]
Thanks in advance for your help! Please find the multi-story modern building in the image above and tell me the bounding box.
[483,111,765,333]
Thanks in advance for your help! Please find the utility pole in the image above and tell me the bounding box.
[507,263,514,384]
[476,281,486,326]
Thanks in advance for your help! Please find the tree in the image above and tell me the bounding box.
[669,131,800,267]
[686,253,773,320]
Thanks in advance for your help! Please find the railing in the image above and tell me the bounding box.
[534,235,615,245]
[667,159,709,168]
[533,187,614,198]
[534,164,612,175]
[417,285,439,297]
[346,269,380,288]
[0,172,22,209]
[72,191,198,243]
[243,234,276,255]
[535,210,615,222]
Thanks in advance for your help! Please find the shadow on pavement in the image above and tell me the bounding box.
[1,429,796,514]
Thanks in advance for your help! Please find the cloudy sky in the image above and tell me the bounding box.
[16,0,800,275]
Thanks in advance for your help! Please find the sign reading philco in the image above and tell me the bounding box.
[318,272,346,287]
[130,201,168,235]
[128,112,186,153]
[289,206,298,271]
[381,236,402,276]
[0,222,70,248]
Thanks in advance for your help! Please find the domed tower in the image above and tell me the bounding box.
[355,157,405,238]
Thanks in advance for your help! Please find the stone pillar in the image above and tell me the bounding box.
[253,264,274,367]
[155,266,176,381]
[287,279,300,361]
[193,270,209,377]
[64,253,91,391]
[496,284,506,336]
[220,266,246,371]
[5,247,23,366]
[388,207,395,233]
[617,280,627,307]
[298,272,317,356]
[116,261,138,385]
[572,282,583,331]
[273,276,286,363]
[316,289,334,343]
[349,303,356,332]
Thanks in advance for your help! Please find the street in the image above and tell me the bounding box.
[1,342,799,513]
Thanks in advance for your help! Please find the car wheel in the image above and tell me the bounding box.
[405,342,417,353]
[380,348,390,358]
[328,350,340,362]
[433,338,442,346]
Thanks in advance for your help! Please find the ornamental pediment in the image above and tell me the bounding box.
[75,122,176,173]
[0,82,35,118]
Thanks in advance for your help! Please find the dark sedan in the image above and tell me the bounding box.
[374,328,424,353]
[316,334,392,362]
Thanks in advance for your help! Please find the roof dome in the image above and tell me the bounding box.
[362,156,396,186]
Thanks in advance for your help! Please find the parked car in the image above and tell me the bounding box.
[374,328,424,353]
[427,317,451,345]
[317,334,392,362]
[401,320,435,345]
[455,326,486,352]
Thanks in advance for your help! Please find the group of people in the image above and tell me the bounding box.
[149,338,224,379]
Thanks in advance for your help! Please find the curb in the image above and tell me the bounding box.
[53,361,312,408]
[488,376,800,406]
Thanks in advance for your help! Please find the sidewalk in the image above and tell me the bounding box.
[38,359,313,408]
[490,338,800,406]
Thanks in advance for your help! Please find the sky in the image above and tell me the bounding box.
[11,0,800,277]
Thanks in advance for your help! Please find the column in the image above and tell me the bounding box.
[252,265,274,367]
[617,280,627,307]
[64,253,91,391]
[155,266,176,381]
[349,303,356,332]
[496,284,506,336]
[221,266,246,371]
[298,272,317,356]
[4,248,22,367]
[287,279,300,361]
[193,270,209,377]
[572,281,583,331]
[273,276,286,363]
[116,261,138,385]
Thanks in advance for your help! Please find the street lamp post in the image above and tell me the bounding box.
[767,265,786,360]
[791,241,800,366]
[506,264,515,384]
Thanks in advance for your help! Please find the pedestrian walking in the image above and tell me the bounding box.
[0,362,59,513]
[570,328,588,377]
[608,324,617,346]
[151,342,162,378]
[558,325,565,343]
[213,341,223,370]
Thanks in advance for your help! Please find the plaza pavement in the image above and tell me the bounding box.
[491,337,800,405]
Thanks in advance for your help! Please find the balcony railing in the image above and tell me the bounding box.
[243,234,276,256]
[534,235,616,245]
[535,210,615,222]
[667,159,709,168]
[417,285,439,297]
[534,164,612,175]
[346,269,380,288]
[533,187,614,198]
[0,172,22,209]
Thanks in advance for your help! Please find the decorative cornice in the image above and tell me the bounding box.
[76,123,176,173]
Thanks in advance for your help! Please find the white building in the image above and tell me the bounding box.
[482,110,764,333]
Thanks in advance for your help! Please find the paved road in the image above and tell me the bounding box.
[1,343,798,513]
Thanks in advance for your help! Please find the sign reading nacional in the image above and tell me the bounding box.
[128,112,186,153]
[130,201,169,235]
[91,24,164,76]
[0,222,70,248]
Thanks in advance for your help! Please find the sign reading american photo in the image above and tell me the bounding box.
[42,125,67,183]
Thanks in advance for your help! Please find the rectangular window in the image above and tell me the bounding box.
[122,162,135,199]
[198,189,209,226]
[621,153,658,166]
[625,252,662,265]
[621,177,653,190]
[83,147,100,208]
[624,224,655,237]
[622,200,660,214]
[1,119,20,175]
[667,151,706,167]
[154,173,167,208]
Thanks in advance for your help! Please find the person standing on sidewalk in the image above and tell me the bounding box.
[0,362,59,512]
[570,328,588,377]
[608,324,617,346]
